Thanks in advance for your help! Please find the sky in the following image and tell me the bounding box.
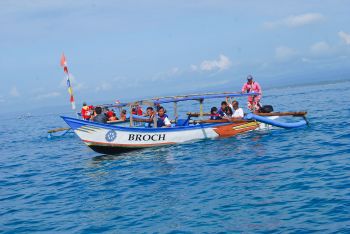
[1,0,350,112]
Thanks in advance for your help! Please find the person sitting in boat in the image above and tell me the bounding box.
[92,106,107,124]
[132,105,143,116]
[144,107,156,127]
[230,100,244,119]
[157,106,171,127]
[81,102,91,120]
[241,75,262,112]
[120,109,127,121]
[105,107,115,120]
[210,107,222,120]
[108,112,119,122]
[218,101,233,118]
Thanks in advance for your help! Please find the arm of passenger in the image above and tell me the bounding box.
[241,83,247,93]
[256,82,262,95]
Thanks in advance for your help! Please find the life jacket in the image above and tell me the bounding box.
[210,113,221,120]
[244,81,260,93]
[157,114,168,127]
[137,107,143,116]
[144,114,154,128]
[106,111,114,118]
[81,106,91,120]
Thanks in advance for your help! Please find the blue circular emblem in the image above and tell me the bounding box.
[105,130,117,142]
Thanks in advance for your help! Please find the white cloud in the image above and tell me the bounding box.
[190,64,198,71]
[10,86,20,97]
[35,92,61,100]
[264,13,324,29]
[169,67,180,75]
[338,31,350,45]
[95,82,112,92]
[310,41,332,55]
[199,54,231,71]
[275,46,297,61]
[151,54,231,82]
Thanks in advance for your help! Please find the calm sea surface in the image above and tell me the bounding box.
[1,81,350,233]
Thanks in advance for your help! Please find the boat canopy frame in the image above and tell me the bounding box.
[96,91,261,128]
[102,92,261,108]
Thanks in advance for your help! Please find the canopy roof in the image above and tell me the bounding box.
[101,91,260,108]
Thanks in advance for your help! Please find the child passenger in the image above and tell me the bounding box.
[120,109,127,121]
[210,107,222,120]
[218,101,233,118]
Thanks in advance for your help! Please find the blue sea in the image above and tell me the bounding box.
[1,80,350,233]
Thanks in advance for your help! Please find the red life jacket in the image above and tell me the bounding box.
[81,106,91,120]
[106,111,114,118]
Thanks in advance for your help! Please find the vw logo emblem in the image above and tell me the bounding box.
[105,130,117,142]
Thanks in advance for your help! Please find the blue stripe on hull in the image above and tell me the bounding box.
[61,116,230,133]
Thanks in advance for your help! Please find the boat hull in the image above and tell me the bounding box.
[61,116,260,154]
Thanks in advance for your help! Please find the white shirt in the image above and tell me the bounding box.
[163,117,171,126]
[232,108,244,118]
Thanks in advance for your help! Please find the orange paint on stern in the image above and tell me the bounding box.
[213,122,259,137]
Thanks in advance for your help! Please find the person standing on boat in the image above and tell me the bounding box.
[157,107,171,127]
[241,75,262,112]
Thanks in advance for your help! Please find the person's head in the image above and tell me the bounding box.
[158,107,165,116]
[146,106,154,115]
[227,107,233,115]
[211,106,218,114]
[247,75,253,84]
[121,109,127,116]
[83,102,87,107]
[95,106,102,115]
[232,100,239,110]
[221,101,227,109]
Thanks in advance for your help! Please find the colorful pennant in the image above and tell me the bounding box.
[60,53,76,110]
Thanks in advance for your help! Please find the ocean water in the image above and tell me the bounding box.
[1,80,350,233]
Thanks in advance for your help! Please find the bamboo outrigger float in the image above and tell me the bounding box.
[60,91,308,155]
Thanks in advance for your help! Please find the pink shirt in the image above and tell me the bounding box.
[241,81,262,101]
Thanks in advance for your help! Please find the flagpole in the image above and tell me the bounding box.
[60,53,76,111]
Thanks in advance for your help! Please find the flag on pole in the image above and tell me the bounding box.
[60,53,76,110]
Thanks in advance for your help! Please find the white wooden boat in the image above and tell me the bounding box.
[61,92,307,154]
